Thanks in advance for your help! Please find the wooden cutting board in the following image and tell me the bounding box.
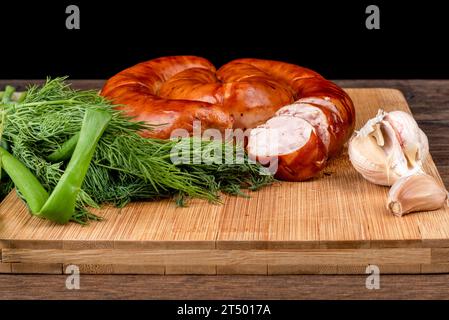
[1,88,449,275]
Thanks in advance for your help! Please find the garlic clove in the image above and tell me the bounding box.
[357,109,386,137]
[348,116,409,186]
[371,123,384,146]
[348,131,402,186]
[417,127,429,163]
[379,120,410,178]
[384,111,429,167]
[387,174,448,216]
[349,109,429,186]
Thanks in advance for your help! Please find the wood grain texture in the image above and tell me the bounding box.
[1,80,449,299]
[0,263,11,273]
[1,248,431,265]
[10,263,62,274]
[2,274,449,299]
[0,87,449,275]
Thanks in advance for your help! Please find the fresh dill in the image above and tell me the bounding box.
[0,78,274,223]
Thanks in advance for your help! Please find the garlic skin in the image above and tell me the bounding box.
[348,110,429,186]
[387,174,448,216]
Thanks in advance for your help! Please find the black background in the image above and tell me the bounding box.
[1,0,447,79]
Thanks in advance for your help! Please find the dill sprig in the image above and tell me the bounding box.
[0,77,274,223]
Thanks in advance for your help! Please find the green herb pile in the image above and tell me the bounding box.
[0,78,274,223]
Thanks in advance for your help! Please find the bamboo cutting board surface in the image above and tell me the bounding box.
[1,88,449,275]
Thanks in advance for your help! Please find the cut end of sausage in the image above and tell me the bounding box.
[248,116,312,158]
[247,115,328,181]
[276,103,330,152]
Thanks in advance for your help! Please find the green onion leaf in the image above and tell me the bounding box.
[38,109,111,223]
[0,146,49,214]
[47,132,79,162]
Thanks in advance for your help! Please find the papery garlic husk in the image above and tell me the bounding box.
[348,110,429,186]
[387,173,448,216]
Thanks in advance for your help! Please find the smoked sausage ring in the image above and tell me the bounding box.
[101,56,355,181]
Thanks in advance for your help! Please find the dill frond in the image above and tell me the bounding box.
[0,78,274,223]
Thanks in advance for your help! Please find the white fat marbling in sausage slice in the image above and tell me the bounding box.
[275,103,330,152]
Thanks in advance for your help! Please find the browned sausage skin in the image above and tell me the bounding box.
[101,56,355,181]
[101,56,234,139]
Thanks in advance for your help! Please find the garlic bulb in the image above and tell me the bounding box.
[348,110,429,186]
[387,174,448,216]
[349,110,447,216]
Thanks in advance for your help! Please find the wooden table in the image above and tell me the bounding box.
[0,79,448,300]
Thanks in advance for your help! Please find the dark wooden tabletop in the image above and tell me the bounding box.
[1,79,448,300]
